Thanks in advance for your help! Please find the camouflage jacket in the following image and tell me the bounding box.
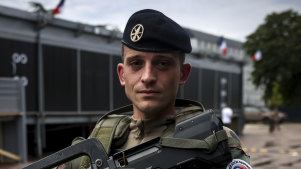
[67,99,251,169]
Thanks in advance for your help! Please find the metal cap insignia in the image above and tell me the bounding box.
[130,24,144,42]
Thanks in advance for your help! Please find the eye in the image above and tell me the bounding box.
[159,61,168,66]
[156,60,172,70]
[127,59,144,70]
[130,60,143,66]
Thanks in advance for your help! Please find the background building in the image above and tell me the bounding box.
[0,5,251,163]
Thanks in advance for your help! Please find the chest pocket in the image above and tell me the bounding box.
[90,115,131,153]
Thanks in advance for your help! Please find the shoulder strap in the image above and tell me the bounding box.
[87,104,133,152]
[89,115,130,153]
[81,115,130,168]
[160,130,228,153]
[162,99,205,137]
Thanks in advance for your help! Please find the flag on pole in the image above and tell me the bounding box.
[252,50,262,61]
[217,36,227,56]
[53,0,65,15]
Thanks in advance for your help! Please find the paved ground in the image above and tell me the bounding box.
[1,123,301,169]
[240,123,301,169]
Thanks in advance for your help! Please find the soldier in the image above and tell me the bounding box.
[65,9,252,169]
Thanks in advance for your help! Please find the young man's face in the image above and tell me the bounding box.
[117,46,191,118]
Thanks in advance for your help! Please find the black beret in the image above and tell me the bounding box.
[122,9,192,53]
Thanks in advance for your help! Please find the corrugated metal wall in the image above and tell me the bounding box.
[0,78,27,163]
[0,38,242,114]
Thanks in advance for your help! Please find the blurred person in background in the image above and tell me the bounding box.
[222,105,233,128]
[269,106,281,133]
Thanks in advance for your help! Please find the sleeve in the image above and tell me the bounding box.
[223,127,252,167]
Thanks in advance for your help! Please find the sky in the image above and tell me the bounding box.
[1,0,301,42]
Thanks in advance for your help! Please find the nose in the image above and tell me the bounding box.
[141,63,156,85]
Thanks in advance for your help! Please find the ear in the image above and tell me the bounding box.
[117,63,125,86]
[179,63,191,85]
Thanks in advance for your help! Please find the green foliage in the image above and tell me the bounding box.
[268,83,283,107]
[243,10,301,105]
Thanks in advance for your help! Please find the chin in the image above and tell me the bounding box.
[137,100,163,114]
[139,99,172,114]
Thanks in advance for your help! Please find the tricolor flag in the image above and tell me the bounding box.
[252,50,262,61]
[53,0,65,15]
[217,36,227,56]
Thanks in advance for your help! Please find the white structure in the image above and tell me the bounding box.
[243,60,265,106]
[187,28,264,107]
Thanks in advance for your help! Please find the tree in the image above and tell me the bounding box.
[243,10,301,106]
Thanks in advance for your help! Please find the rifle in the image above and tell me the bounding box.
[23,110,232,169]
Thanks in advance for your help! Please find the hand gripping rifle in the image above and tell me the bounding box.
[23,110,232,169]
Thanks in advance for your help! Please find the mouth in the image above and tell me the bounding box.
[140,89,158,93]
[138,90,160,96]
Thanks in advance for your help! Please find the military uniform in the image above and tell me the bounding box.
[66,99,251,169]
[67,9,252,169]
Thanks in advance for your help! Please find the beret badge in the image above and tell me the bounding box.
[130,24,144,42]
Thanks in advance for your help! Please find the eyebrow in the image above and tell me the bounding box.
[125,55,143,61]
[124,53,176,62]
